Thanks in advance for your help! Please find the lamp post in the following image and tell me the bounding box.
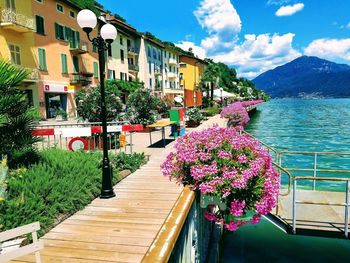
[77,9,117,199]
[220,87,223,106]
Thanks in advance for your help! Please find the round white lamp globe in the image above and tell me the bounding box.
[101,24,117,43]
[77,9,97,32]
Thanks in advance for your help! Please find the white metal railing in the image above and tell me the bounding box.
[1,9,34,30]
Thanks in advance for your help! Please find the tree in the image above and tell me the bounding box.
[75,81,123,122]
[0,60,40,168]
[202,60,220,103]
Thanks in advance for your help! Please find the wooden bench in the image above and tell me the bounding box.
[0,222,43,263]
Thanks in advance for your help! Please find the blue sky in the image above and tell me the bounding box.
[100,0,350,78]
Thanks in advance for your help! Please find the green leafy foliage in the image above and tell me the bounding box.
[186,107,204,123]
[126,88,160,125]
[206,105,221,117]
[0,149,146,236]
[0,60,40,169]
[75,82,123,122]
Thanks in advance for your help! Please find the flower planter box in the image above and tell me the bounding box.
[186,120,201,128]
[200,194,227,210]
[225,210,255,222]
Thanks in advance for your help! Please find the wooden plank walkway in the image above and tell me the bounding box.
[10,115,226,263]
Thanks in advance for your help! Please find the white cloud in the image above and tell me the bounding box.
[276,3,304,17]
[347,22,350,29]
[194,0,241,53]
[176,0,301,79]
[175,41,207,60]
[211,33,301,78]
[304,38,350,60]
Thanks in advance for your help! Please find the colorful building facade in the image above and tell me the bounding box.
[179,54,206,107]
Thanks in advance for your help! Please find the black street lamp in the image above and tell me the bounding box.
[77,9,117,199]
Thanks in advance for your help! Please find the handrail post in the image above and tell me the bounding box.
[345,181,349,239]
[313,153,317,191]
[292,178,297,234]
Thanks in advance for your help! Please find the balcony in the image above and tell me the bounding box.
[128,64,139,72]
[168,72,177,79]
[70,72,93,86]
[0,9,34,33]
[169,58,177,65]
[23,68,38,83]
[154,66,162,76]
[127,46,138,55]
[70,43,88,55]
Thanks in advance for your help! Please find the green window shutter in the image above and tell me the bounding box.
[54,23,59,39]
[61,54,67,74]
[38,48,47,71]
[75,31,80,48]
[65,26,72,44]
[73,56,79,73]
[93,62,98,78]
[92,44,97,53]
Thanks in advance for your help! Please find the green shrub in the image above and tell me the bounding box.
[206,106,220,116]
[0,149,146,236]
[0,158,8,204]
[110,152,147,173]
[186,107,204,123]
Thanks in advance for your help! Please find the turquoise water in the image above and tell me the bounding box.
[246,99,350,190]
[221,99,350,263]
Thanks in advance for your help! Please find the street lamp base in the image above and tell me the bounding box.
[100,189,116,199]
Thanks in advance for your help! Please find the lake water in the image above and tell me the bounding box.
[221,99,350,263]
[246,99,350,190]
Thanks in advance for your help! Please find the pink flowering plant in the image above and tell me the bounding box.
[220,102,250,129]
[161,126,280,231]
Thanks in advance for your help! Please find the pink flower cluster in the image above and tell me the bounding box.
[241,100,264,107]
[220,102,250,128]
[161,126,280,232]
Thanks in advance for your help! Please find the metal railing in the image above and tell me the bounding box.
[34,121,135,154]
[278,151,350,191]
[292,176,350,238]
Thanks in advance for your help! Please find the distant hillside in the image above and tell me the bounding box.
[253,56,350,98]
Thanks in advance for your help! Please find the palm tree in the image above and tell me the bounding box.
[0,60,40,168]
[202,60,220,104]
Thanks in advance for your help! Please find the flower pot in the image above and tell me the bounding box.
[225,210,255,222]
[200,194,227,210]
[186,120,201,128]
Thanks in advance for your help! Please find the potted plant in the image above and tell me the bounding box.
[161,126,280,231]
[220,102,249,129]
[186,107,204,127]
[55,109,68,121]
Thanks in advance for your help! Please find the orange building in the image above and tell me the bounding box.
[32,0,100,118]
[179,54,206,107]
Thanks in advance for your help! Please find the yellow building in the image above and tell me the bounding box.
[179,54,206,107]
[0,0,38,107]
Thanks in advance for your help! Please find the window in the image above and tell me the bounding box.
[120,72,127,80]
[54,23,65,40]
[180,63,187,68]
[120,49,124,63]
[127,39,131,48]
[92,43,97,53]
[9,44,21,65]
[56,3,64,13]
[61,54,68,74]
[35,15,45,35]
[158,51,161,61]
[6,0,16,11]
[68,29,80,48]
[72,56,79,73]
[149,78,152,88]
[93,61,98,78]
[147,46,151,57]
[120,36,123,45]
[35,0,43,3]
[38,48,47,70]
[108,70,115,80]
[153,48,156,59]
[149,63,152,74]
[69,10,75,18]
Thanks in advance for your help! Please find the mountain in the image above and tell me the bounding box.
[253,56,350,98]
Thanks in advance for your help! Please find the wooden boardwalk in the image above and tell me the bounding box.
[10,115,226,263]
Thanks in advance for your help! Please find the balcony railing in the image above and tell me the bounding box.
[127,46,138,55]
[128,64,139,72]
[0,9,34,32]
[154,66,162,75]
[70,42,88,55]
[167,72,177,79]
[70,72,93,85]
[169,58,177,65]
[23,68,38,82]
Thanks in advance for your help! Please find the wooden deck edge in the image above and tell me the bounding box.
[141,186,195,263]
